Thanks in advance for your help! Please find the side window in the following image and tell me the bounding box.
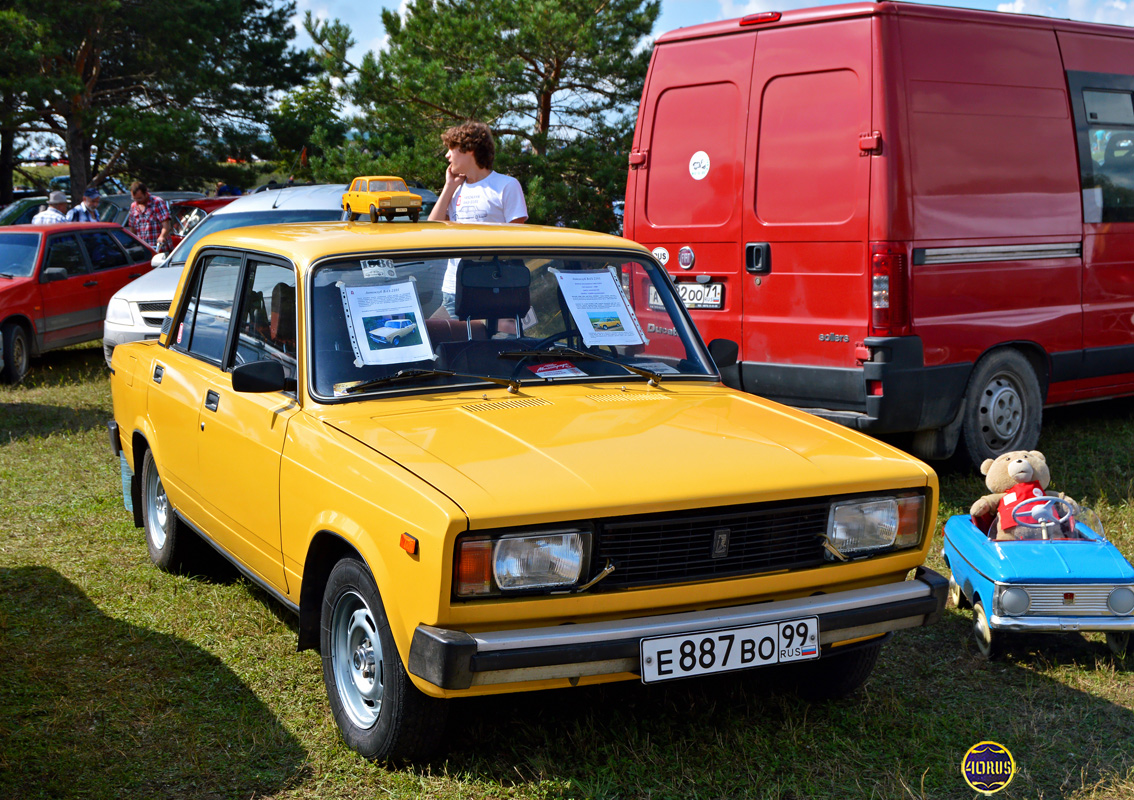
[80,231,129,271]
[174,254,241,364]
[1069,72,1134,222]
[111,229,151,262]
[233,260,298,380]
[42,235,88,278]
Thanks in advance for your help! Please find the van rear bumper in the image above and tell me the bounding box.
[738,336,972,435]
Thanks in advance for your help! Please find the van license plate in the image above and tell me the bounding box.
[639,617,819,683]
[648,282,723,310]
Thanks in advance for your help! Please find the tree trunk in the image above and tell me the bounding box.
[64,114,90,206]
[0,126,13,206]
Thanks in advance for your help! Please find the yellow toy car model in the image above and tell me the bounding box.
[342,176,423,222]
[108,221,946,761]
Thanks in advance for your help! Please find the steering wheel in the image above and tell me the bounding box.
[1011,495,1074,534]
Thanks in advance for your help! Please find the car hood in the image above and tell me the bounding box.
[316,384,933,526]
[985,539,1134,582]
[112,263,185,302]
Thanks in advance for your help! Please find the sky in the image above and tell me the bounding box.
[290,0,1134,66]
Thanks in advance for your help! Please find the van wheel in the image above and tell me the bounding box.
[1,321,30,384]
[960,350,1041,467]
[321,557,447,761]
[789,640,883,700]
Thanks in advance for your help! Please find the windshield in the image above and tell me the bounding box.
[165,207,345,266]
[309,251,715,399]
[0,232,41,277]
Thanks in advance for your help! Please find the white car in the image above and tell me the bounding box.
[102,184,347,366]
[368,317,417,346]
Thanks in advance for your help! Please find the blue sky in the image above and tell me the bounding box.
[291,0,1134,64]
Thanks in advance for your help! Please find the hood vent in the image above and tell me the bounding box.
[462,397,552,413]
[587,393,669,403]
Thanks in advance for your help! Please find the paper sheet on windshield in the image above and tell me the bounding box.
[339,280,433,366]
[551,269,645,347]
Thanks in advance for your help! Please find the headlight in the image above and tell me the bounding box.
[825,494,924,560]
[1109,586,1134,615]
[380,199,392,207]
[455,528,591,597]
[999,586,1030,616]
[105,297,133,326]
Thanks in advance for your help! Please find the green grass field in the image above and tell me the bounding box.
[2,343,1132,799]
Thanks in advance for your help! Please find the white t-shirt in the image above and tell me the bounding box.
[442,171,527,294]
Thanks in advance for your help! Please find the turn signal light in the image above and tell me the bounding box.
[455,539,493,597]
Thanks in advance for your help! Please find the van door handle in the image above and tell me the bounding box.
[745,243,772,274]
[152,364,164,384]
[204,390,220,413]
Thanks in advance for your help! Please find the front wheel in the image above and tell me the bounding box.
[1106,631,1130,658]
[973,599,1002,659]
[0,321,30,384]
[321,557,447,761]
[960,350,1042,468]
[788,640,883,700]
[409,210,420,223]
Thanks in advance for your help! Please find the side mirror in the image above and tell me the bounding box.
[232,360,287,393]
[151,252,169,268]
[707,338,739,369]
[41,267,68,283]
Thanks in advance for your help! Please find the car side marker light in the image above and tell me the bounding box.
[400,532,419,555]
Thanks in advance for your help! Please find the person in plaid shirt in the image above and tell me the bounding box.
[125,181,172,252]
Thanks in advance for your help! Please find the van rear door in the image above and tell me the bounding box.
[739,17,875,406]
[628,32,755,348]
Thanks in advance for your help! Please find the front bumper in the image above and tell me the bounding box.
[990,614,1134,633]
[408,566,947,690]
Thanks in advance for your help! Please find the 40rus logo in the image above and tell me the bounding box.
[962,741,1016,794]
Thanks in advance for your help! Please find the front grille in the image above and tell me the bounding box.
[1012,584,1125,616]
[590,499,830,590]
[138,302,171,313]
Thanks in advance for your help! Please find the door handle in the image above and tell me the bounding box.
[152,364,164,384]
[83,280,98,287]
[129,273,142,279]
[204,390,220,413]
[745,243,772,275]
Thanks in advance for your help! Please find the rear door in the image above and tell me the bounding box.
[740,17,875,385]
[78,229,149,312]
[629,31,755,348]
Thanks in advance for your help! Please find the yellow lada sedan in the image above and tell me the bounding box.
[108,221,946,761]
[342,176,423,222]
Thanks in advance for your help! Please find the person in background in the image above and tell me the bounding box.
[66,187,101,222]
[31,191,69,225]
[429,121,527,315]
[125,181,171,251]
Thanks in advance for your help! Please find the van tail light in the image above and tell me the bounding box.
[869,242,910,337]
[740,11,782,25]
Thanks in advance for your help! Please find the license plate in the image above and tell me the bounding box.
[640,617,819,683]
[648,282,723,310]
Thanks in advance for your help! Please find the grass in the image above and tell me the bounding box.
[2,342,1133,799]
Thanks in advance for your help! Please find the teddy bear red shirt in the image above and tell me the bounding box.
[997,480,1046,530]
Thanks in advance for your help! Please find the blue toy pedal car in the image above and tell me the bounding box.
[943,496,1134,659]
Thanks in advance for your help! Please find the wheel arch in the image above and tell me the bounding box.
[297,531,366,653]
[1,313,39,357]
[974,341,1050,401]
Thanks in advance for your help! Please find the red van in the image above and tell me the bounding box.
[625,1,1134,466]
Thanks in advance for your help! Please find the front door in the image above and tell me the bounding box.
[37,233,101,347]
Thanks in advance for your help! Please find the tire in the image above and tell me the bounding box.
[973,600,1002,659]
[140,448,198,573]
[960,349,1042,468]
[345,205,360,222]
[384,212,395,222]
[321,557,447,761]
[1106,631,1130,658]
[948,574,970,610]
[1,320,30,385]
[369,205,380,224]
[409,211,420,223]
[391,336,400,347]
[789,640,883,701]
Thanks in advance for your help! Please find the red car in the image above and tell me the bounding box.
[168,196,239,248]
[0,222,154,383]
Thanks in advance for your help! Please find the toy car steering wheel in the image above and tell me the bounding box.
[1011,495,1074,532]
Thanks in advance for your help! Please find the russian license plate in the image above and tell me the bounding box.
[648,282,723,310]
[639,617,819,683]
[396,207,408,212]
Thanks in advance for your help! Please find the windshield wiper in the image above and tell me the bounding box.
[0,273,14,279]
[342,367,520,395]
[500,347,663,386]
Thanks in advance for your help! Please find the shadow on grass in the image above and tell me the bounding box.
[15,341,110,390]
[0,402,109,442]
[0,566,309,800]
[430,618,1134,799]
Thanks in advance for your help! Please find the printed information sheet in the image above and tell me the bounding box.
[339,280,433,366]
[551,269,645,347]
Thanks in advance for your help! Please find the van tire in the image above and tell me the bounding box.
[959,350,1041,467]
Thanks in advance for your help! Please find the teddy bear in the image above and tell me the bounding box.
[969,450,1077,540]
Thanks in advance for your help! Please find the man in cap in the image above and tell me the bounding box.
[66,187,102,222]
[31,191,70,225]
